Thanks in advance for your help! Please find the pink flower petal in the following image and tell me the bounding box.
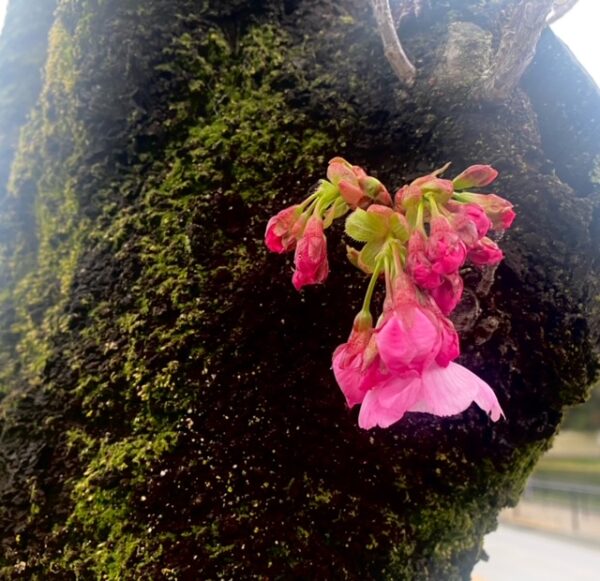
[358,374,422,429]
[414,362,503,420]
[376,308,440,373]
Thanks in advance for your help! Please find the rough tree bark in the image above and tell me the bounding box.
[0,0,599,579]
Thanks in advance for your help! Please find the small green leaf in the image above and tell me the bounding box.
[345,208,387,243]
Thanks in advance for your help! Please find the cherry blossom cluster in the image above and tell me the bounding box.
[265,158,515,429]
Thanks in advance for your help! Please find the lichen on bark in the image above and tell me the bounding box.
[0,1,598,579]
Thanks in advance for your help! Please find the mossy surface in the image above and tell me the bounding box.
[0,1,598,579]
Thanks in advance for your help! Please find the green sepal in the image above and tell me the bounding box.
[323,198,349,228]
[390,213,409,241]
[358,240,386,273]
[346,245,362,270]
[405,204,419,230]
[345,208,387,243]
[316,179,338,197]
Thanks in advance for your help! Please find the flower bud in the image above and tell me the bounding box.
[453,165,498,190]
[468,237,504,266]
[265,205,303,253]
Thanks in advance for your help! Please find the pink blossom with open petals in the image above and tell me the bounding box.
[265,205,303,253]
[292,216,329,290]
[427,216,467,274]
[358,362,503,429]
[376,306,441,374]
[375,275,444,374]
[468,237,504,266]
[430,272,463,315]
[357,373,422,429]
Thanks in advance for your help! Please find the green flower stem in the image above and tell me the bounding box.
[451,192,469,203]
[361,258,384,315]
[391,240,403,274]
[299,191,319,211]
[428,195,440,218]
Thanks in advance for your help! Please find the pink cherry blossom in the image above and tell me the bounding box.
[468,237,504,266]
[292,216,329,290]
[332,313,384,407]
[358,362,503,429]
[376,305,441,374]
[375,274,449,374]
[427,216,467,274]
[265,205,303,253]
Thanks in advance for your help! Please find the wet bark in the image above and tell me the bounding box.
[0,0,598,579]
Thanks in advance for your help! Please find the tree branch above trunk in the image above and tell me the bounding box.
[370,0,416,87]
[482,0,555,101]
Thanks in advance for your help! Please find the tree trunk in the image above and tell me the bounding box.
[0,0,599,578]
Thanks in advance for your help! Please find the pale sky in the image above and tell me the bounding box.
[550,0,600,85]
[0,1,6,35]
[0,0,598,84]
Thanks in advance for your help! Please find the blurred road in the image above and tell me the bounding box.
[472,524,600,581]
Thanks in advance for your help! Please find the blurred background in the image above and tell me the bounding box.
[474,381,600,580]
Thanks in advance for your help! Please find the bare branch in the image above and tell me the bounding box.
[371,0,416,87]
[547,0,580,24]
[483,0,554,101]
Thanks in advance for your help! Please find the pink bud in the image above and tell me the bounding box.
[458,193,515,231]
[292,216,329,290]
[446,202,492,246]
[468,237,504,266]
[338,180,366,207]
[396,183,423,209]
[375,188,393,207]
[427,216,467,275]
[407,231,443,289]
[327,159,356,185]
[332,312,384,407]
[453,165,498,190]
[436,315,460,367]
[265,205,303,253]
[419,177,454,203]
[430,272,463,315]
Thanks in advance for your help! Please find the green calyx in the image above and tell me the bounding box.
[345,207,409,274]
